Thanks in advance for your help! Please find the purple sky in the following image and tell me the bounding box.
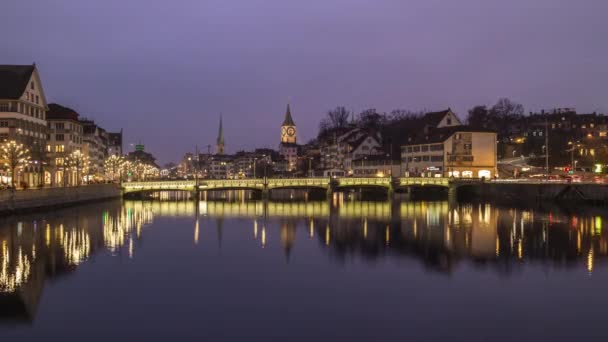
[2,0,607,164]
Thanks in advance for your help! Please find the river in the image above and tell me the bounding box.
[0,193,607,341]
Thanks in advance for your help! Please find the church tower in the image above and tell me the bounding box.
[280,104,297,144]
[216,114,225,155]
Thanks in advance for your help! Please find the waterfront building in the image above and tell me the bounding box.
[46,103,84,186]
[81,119,108,181]
[278,104,299,172]
[351,154,401,177]
[401,126,497,178]
[209,154,234,179]
[0,64,49,186]
[319,128,383,174]
[125,144,160,180]
[107,129,123,156]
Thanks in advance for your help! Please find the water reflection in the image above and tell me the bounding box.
[1,196,608,323]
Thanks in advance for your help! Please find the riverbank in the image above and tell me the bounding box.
[0,184,121,215]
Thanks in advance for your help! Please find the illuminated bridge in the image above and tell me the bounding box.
[122,177,398,194]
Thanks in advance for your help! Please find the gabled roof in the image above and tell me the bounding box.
[404,125,495,145]
[422,108,453,127]
[348,134,380,151]
[282,104,295,126]
[0,64,35,99]
[47,103,80,121]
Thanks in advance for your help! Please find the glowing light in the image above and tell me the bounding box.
[261,227,266,248]
[194,219,199,245]
[385,225,390,246]
[325,224,330,246]
[309,219,314,239]
[588,248,594,274]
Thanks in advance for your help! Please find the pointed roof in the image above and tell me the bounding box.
[0,64,35,99]
[217,114,224,145]
[282,104,295,126]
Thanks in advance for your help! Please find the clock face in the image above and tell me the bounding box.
[287,127,295,136]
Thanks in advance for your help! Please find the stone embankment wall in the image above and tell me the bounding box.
[0,184,121,215]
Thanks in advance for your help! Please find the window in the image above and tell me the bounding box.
[430,144,443,151]
[55,158,64,166]
[55,122,64,129]
[412,146,421,152]
[0,121,8,127]
[431,155,443,162]
[422,155,429,161]
[55,134,64,141]
[36,95,39,104]
[46,145,51,152]
[421,145,429,152]
[447,118,452,125]
[0,104,9,112]
[55,145,65,152]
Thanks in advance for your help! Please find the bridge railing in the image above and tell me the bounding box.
[337,177,392,187]
[398,177,450,186]
[201,179,265,188]
[123,180,195,189]
[267,178,331,188]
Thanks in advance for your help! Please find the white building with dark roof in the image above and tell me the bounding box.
[0,64,49,187]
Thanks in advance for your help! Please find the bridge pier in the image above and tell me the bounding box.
[262,187,270,201]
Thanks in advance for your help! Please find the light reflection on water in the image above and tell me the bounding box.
[1,193,608,339]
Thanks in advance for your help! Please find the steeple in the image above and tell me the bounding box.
[283,104,295,126]
[216,114,225,155]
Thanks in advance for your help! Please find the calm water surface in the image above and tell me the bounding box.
[1,195,608,341]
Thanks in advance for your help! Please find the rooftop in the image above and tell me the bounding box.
[0,64,35,99]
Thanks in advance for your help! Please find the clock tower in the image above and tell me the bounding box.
[281,104,297,144]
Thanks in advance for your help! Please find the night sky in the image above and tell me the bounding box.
[2,0,607,164]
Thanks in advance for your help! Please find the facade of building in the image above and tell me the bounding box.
[46,103,84,186]
[278,104,299,172]
[0,64,49,187]
[351,155,401,177]
[107,130,123,156]
[401,126,497,178]
[319,128,383,174]
[81,119,108,180]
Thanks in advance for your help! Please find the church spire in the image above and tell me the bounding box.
[216,114,225,155]
[282,103,295,126]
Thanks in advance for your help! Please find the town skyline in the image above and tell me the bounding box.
[3,0,608,163]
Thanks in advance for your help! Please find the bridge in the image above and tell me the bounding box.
[123,177,395,194]
[121,177,475,196]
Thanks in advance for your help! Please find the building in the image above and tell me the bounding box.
[401,126,497,178]
[351,155,401,177]
[0,64,49,187]
[46,103,84,186]
[107,130,123,156]
[125,144,159,180]
[278,104,299,172]
[81,119,108,180]
[419,108,462,133]
[319,128,383,174]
